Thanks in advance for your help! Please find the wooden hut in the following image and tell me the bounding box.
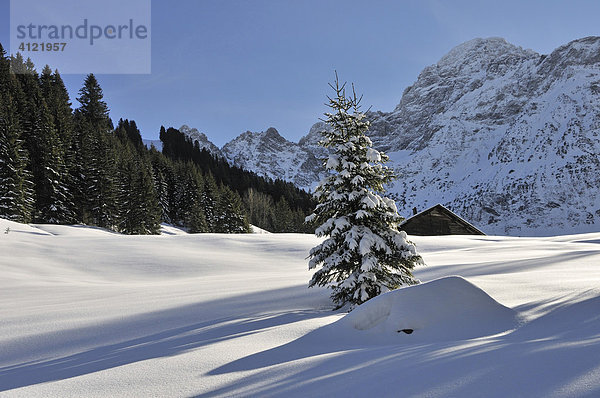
[399,204,485,236]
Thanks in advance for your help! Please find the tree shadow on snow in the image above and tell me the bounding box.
[200,294,600,398]
[0,285,333,392]
[416,249,599,281]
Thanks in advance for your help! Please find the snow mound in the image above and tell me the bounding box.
[159,223,189,235]
[251,225,271,234]
[335,276,518,342]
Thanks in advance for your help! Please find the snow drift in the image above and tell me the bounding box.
[337,276,518,343]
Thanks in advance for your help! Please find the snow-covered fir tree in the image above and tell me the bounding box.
[306,75,423,308]
[0,99,34,222]
[11,56,69,224]
[39,66,76,223]
[0,46,34,222]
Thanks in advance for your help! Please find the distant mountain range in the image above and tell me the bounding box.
[146,36,600,236]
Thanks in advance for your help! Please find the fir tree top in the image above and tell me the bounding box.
[76,73,112,132]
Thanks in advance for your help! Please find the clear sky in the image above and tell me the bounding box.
[1,0,599,146]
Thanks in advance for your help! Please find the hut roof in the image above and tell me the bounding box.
[400,204,485,236]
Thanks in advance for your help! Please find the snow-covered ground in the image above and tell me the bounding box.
[1,217,599,397]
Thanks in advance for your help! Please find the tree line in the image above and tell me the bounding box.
[159,126,315,233]
[0,45,313,234]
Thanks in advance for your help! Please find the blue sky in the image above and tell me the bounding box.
[1,0,599,146]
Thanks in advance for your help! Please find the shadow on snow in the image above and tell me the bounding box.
[0,285,333,392]
[200,293,600,398]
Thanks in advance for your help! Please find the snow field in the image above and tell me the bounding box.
[1,219,600,397]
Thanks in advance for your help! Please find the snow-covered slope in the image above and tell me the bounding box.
[2,219,600,397]
[221,127,323,188]
[297,121,331,160]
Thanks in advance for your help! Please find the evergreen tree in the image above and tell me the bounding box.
[47,69,77,222]
[41,68,74,148]
[184,166,208,233]
[187,195,208,233]
[136,165,162,234]
[73,74,117,227]
[115,118,144,150]
[148,147,172,223]
[94,134,119,228]
[10,56,68,223]
[115,144,136,233]
[272,197,293,232]
[75,74,112,132]
[168,162,186,225]
[116,146,161,235]
[0,46,34,221]
[201,172,219,230]
[243,187,274,231]
[216,184,250,233]
[307,76,423,308]
[165,161,202,230]
[0,105,33,222]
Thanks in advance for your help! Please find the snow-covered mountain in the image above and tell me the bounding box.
[376,36,600,236]
[219,36,600,236]
[221,127,323,188]
[172,37,600,236]
[178,125,225,158]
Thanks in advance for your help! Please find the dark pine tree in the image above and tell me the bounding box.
[178,163,208,232]
[47,68,77,222]
[115,142,161,235]
[11,56,68,224]
[35,65,75,223]
[148,147,173,223]
[0,45,34,222]
[272,197,293,233]
[73,73,117,228]
[216,184,250,233]
[201,172,219,231]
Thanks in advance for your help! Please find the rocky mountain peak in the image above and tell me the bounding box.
[176,36,600,235]
[221,127,324,189]
[436,37,536,69]
[179,124,224,158]
[296,36,600,235]
[263,127,287,143]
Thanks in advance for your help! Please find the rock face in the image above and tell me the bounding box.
[179,125,224,159]
[221,127,324,188]
[375,36,600,236]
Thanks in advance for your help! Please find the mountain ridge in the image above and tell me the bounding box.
[174,36,600,236]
